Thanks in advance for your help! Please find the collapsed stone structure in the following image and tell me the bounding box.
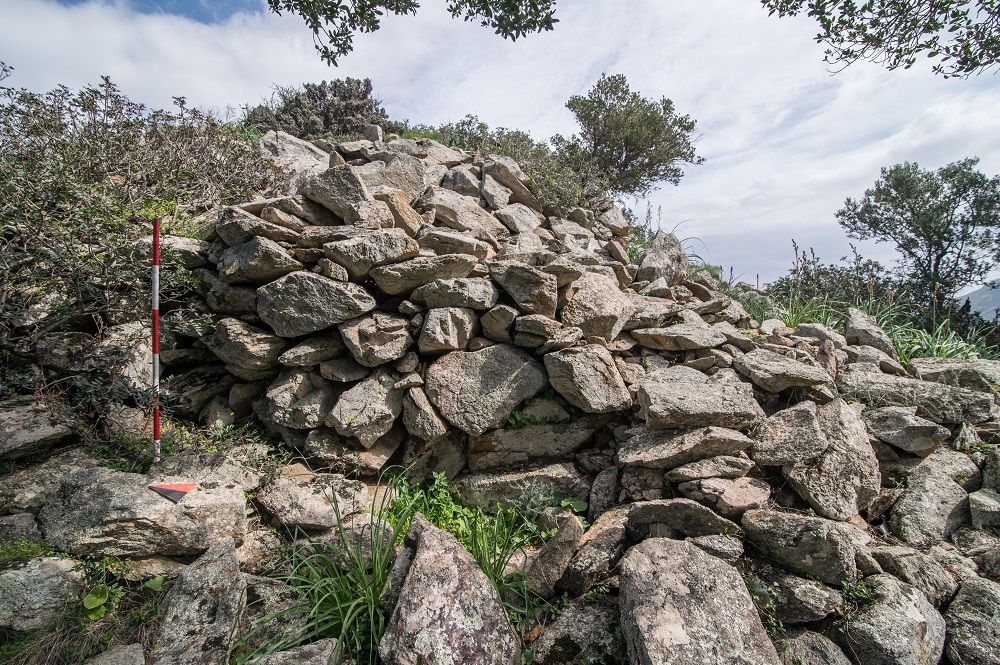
[2,129,1000,664]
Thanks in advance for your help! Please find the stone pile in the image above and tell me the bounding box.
[2,129,1000,664]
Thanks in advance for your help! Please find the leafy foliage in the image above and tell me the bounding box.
[0,74,279,369]
[762,0,1000,77]
[243,78,405,140]
[557,73,704,198]
[266,0,557,65]
[836,158,1000,310]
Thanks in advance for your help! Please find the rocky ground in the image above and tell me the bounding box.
[2,126,1000,664]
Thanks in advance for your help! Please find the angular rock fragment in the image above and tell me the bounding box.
[617,426,754,469]
[257,272,376,337]
[303,164,373,219]
[339,311,414,367]
[864,405,950,455]
[369,254,477,295]
[944,577,1000,665]
[203,318,290,380]
[631,323,727,351]
[323,228,419,280]
[751,400,829,466]
[418,307,478,353]
[733,348,832,393]
[326,368,404,447]
[544,345,631,413]
[559,272,634,340]
[637,381,765,430]
[488,261,558,318]
[741,509,861,585]
[218,237,303,284]
[0,558,83,632]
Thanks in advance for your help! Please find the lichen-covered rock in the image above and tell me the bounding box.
[780,630,851,665]
[530,599,624,665]
[783,398,881,521]
[257,272,377,337]
[302,164,373,219]
[218,237,303,284]
[828,574,944,665]
[524,509,585,599]
[0,557,84,632]
[152,537,245,665]
[454,462,591,510]
[340,311,414,367]
[558,507,628,597]
[617,426,754,469]
[627,498,743,538]
[420,277,500,310]
[203,318,290,380]
[418,307,479,353]
[326,368,404,447]
[871,545,958,607]
[864,405,950,455]
[487,261,558,318]
[751,400,829,466]
[217,205,301,246]
[544,345,631,414]
[619,538,780,665]
[324,228,420,280]
[416,186,510,240]
[741,509,860,585]
[467,415,608,472]
[0,396,76,462]
[678,477,771,519]
[559,272,634,341]
[256,473,367,531]
[889,466,970,545]
[663,454,754,482]
[379,514,520,665]
[944,576,1000,665]
[424,344,547,435]
[39,466,247,557]
[733,348,832,393]
[635,231,687,286]
[631,324,727,351]
[637,380,765,431]
[370,254,477,295]
[844,307,898,360]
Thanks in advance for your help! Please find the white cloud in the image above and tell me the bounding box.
[4,0,1000,283]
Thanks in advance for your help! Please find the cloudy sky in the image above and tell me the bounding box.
[4,0,1000,286]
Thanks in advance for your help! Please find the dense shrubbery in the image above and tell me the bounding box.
[0,66,281,410]
[243,78,408,141]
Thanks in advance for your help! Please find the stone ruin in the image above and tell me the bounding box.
[2,128,1000,664]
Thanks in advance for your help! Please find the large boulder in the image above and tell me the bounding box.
[326,368,404,447]
[741,509,861,585]
[750,400,830,466]
[257,272,377,337]
[369,254,477,295]
[0,557,84,632]
[889,466,970,545]
[944,577,1000,664]
[635,231,687,285]
[617,426,754,469]
[152,537,245,665]
[637,381,765,430]
[38,466,247,557]
[544,345,631,413]
[258,130,329,190]
[0,397,76,462]
[827,574,945,665]
[782,399,881,521]
[302,164,373,219]
[619,538,780,665]
[379,514,520,665]
[559,272,634,340]
[323,228,420,280]
[424,344,547,435]
[203,318,290,380]
[732,348,832,393]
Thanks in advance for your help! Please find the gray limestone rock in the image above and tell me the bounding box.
[751,400,830,466]
[663,455,754,482]
[418,227,494,261]
[637,381,765,430]
[84,643,147,665]
[370,254,477,295]
[741,509,861,585]
[39,466,247,557]
[418,307,479,354]
[454,463,591,510]
[524,509,585,599]
[678,477,771,519]
[780,630,851,665]
[340,312,414,367]
[828,574,944,665]
[216,205,300,246]
[838,364,995,425]
[627,498,743,538]
[864,405,950,455]
[302,164,373,219]
[619,538,780,665]
[558,507,628,597]
[277,335,346,366]
[152,537,245,665]
[733,348,833,393]
[635,231,688,286]
[357,154,427,201]
[617,426,754,469]
[890,466,970,545]
[468,415,608,473]
[944,576,1000,665]
[421,278,500,310]
[258,130,329,189]
[871,545,958,607]
[488,261,558,318]
[909,356,1000,394]
[323,228,419,280]
[416,186,510,240]
[203,318,290,380]
[402,387,450,442]
[218,237,303,285]
[256,473,367,531]
[746,558,843,624]
[0,557,84,632]
[844,307,899,360]
[0,397,76,462]
[494,203,541,234]
[969,488,1000,529]
[559,272,634,341]
[424,344,547,435]
[257,272,377,337]
[483,156,541,211]
[326,368,404,447]
[631,324,727,351]
[544,345,631,414]
[529,599,624,665]
[783,398,881,521]
[379,514,520,665]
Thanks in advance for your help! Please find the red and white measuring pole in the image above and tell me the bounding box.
[151,217,161,463]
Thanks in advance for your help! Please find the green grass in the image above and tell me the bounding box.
[0,539,55,560]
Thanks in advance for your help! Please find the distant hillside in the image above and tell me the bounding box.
[960,280,1000,317]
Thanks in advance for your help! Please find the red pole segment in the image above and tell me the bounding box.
[152,217,161,463]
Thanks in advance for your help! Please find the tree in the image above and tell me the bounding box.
[761,0,1000,78]
[554,73,703,199]
[266,0,556,65]
[836,158,1000,309]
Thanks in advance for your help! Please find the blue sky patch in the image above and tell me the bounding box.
[56,0,263,24]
